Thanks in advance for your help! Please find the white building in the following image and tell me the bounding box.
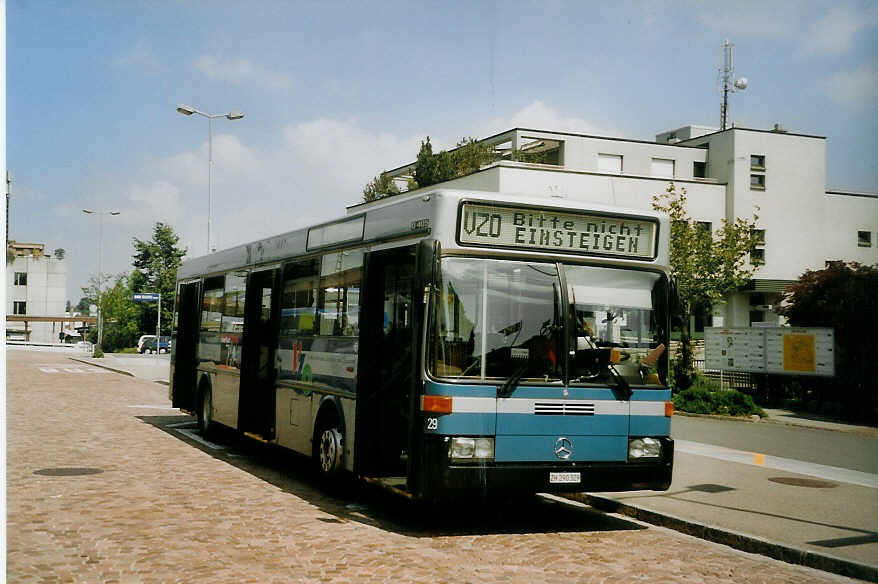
[6,241,69,342]
[386,125,878,330]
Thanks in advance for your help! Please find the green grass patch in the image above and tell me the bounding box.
[117,347,139,354]
[673,380,765,418]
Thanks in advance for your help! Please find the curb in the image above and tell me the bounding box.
[565,493,878,583]
[69,357,135,377]
[674,410,878,437]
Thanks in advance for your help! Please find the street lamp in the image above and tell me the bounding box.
[82,209,120,351]
[176,104,245,253]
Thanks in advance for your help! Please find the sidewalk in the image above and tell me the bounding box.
[569,410,878,582]
[70,353,170,385]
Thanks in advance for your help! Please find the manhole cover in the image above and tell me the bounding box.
[768,476,837,488]
[33,467,104,477]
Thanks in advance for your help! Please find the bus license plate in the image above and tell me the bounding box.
[549,472,581,484]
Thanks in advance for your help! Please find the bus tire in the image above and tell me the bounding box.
[197,384,215,439]
[314,417,344,478]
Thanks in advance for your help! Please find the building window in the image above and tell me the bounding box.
[697,221,712,234]
[650,158,675,178]
[750,154,766,170]
[750,247,765,265]
[14,272,27,286]
[858,231,872,247]
[597,153,623,174]
[13,301,26,315]
[751,229,766,245]
[693,161,706,178]
[750,174,766,190]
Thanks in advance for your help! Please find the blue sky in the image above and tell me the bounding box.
[7,0,878,303]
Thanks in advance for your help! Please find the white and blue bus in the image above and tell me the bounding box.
[170,189,674,500]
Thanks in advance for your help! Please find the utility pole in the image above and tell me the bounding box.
[719,39,748,130]
[6,170,11,245]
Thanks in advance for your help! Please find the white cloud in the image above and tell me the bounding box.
[805,5,878,54]
[193,55,293,89]
[824,65,878,110]
[695,2,803,39]
[127,181,185,224]
[694,2,878,55]
[476,100,621,138]
[114,43,162,74]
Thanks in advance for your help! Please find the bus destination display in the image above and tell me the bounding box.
[458,202,656,259]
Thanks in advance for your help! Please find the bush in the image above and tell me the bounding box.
[93,346,105,358]
[673,383,765,418]
[118,347,139,354]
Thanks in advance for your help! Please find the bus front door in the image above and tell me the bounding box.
[354,246,417,478]
[238,268,280,439]
[171,281,201,412]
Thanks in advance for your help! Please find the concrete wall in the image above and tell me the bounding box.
[823,193,878,265]
[6,254,68,343]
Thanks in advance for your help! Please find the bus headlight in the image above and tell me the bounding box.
[628,437,662,460]
[449,437,494,462]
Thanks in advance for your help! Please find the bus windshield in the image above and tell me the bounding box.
[429,258,562,382]
[566,265,667,387]
[429,258,668,386]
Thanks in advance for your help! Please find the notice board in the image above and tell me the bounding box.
[705,327,834,376]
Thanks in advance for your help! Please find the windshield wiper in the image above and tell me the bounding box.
[498,363,528,398]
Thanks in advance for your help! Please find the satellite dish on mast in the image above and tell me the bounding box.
[734,77,748,90]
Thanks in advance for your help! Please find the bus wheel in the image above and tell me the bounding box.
[198,385,214,438]
[315,420,343,477]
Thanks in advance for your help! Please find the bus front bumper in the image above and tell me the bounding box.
[419,437,674,498]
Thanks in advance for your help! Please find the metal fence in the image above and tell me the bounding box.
[693,359,757,391]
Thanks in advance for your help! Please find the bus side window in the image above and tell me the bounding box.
[278,258,320,381]
[199,276,225,364]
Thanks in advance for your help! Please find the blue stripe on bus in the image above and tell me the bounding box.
[496,413,627,436]
[630,389,672,401]
[428,413,496,435]
[629,415,671,437]
[424,382,496,397]
[495,435,627,462]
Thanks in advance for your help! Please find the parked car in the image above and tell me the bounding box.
[140,336,170,354]
[137,335,156,352]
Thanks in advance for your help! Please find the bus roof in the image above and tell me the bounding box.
[177,189,669,281]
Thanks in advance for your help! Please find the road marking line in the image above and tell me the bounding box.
[675,439,878,489]
[38,368,58,373]
[174,428,225,450]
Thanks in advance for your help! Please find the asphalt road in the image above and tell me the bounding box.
[672,415,878,474]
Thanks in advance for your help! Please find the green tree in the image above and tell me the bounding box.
[98,273,141,351]
[652,182,761,389]
[450,137,499,176]
[132,223,186,336]
[412,136,455,189]
[776,262,878,420]
[362,171,400,202]
[80,271,134,352]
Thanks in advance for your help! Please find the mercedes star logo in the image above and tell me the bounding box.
[554,437,573,460]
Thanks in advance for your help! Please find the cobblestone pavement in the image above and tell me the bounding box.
[7,351,864,583]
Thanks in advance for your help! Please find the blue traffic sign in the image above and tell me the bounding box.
[133,293,160,302]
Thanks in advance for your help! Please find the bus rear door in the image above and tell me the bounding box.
[238,268,280,440]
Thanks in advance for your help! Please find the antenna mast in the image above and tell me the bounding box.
[719,39,748,130]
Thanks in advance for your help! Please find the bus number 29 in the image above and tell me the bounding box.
[426,417,438,431]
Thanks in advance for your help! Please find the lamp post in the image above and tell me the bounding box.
[176,104,245,253]
[82,209,120,351]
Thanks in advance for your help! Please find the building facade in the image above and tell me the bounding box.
[385,126,878,329]
[6,241,69,342]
